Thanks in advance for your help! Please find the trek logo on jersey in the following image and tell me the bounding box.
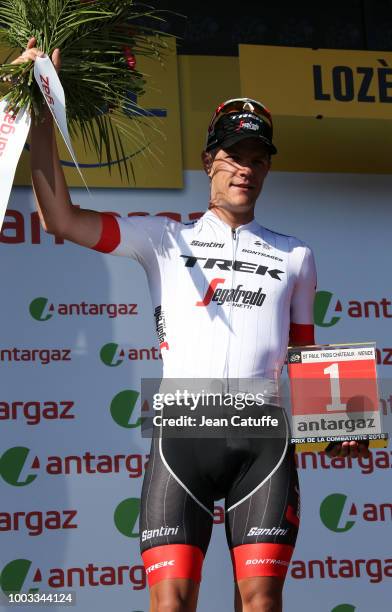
[190,239,224,248]
[29,297,138,321]
[197,279,266,309]
[146,560,175,574]
[247,526,289,537]
[320,493,392,532]
[181,255,284,280]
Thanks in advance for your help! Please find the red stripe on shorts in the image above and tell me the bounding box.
[142,544,204,587]
[92,213,121,253]
[231,543,294,580]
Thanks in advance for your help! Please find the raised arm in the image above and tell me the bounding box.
[14,37,103,248]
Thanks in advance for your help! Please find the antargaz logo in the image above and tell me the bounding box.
[320,494,356,532]
[321,493,392,531]
[29,298,53,321]
[100,343,125,367]
[0,559,41,595]
[314,291,342,327]
[110,391,142,429]
[114,498,140,538]
[100,343,161,366]
[29,297,137,321]
[314,290,392,326]
[0,447,39,487]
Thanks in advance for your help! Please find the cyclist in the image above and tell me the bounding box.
[13,38,370,612]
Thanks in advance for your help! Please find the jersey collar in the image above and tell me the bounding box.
[201,209,260,235]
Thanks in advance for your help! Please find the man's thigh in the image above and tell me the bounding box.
[140,437,214,587]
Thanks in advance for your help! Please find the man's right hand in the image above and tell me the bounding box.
[10,37,61,74]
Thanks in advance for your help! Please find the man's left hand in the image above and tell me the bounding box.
[325,440,370,459]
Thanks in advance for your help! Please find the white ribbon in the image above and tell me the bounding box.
[33,55,89,192]
[0,54,89,231]
[0,101,31,229]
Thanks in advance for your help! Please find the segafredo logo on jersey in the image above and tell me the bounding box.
[181,255,284,280]
[0,558,146,591]
[314,290,392,327]
[100,343,162,366]
[29,297,138,321]
[197,279,266,308]
[154,305,169,350]
[320,493,392,532]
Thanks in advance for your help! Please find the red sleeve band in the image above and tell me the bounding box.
[289,322,315,346]
[91,213,121,253]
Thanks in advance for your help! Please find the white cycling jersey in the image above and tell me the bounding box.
[93,209,316,381]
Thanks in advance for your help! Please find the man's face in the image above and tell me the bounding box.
[204,138,271,214]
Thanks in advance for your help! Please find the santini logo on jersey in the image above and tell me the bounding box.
[191,239,224,248]
[247,526,289,537]
[142,526,179,542]
[181,256,284,281]
[196,279,266,308]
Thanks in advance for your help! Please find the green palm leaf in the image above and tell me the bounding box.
[0,0,175,179]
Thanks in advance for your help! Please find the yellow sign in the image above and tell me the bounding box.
[239,45,392,119]
[178,55,241,170]
[1,38,183,188]
[239,44,392,173]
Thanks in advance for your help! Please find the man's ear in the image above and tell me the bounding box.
[201,150,213,177]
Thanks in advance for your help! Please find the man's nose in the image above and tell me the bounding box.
[238,163,253,177]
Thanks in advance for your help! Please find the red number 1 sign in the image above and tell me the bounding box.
[287,343,386,446]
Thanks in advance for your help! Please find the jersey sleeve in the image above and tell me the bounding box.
[289,245,317,345]
[91,213,168,269]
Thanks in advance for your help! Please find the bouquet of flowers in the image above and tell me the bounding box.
[0,0,173,178]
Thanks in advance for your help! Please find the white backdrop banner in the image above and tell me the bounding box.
[0,170,391,612]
